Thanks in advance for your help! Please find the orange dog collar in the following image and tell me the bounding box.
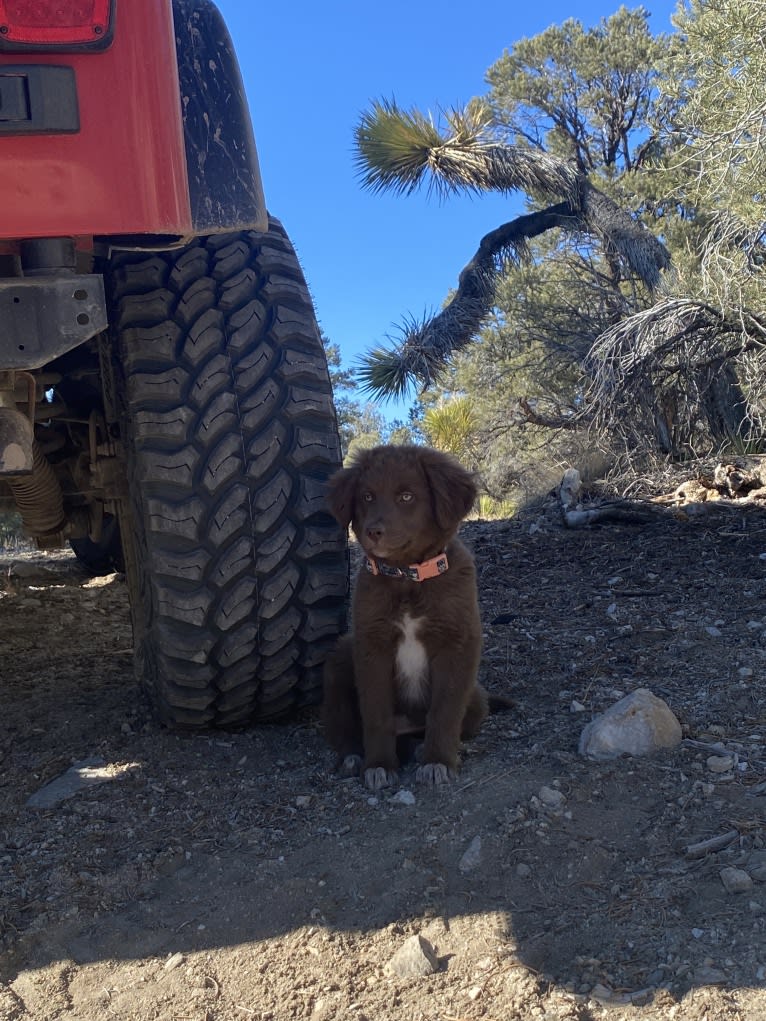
[364,552,449,582]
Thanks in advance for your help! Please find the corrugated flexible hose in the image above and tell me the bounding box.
[7,440,66,537]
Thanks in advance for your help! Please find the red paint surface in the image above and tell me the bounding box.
[0,0,192,240]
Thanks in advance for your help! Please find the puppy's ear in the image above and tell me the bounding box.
[420,448,477,530]
[325,465,359,528]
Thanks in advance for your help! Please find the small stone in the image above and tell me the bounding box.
[738,667,754,679]
[691,928,704,939]
[516,863,532,879]
[467,986,482,1001]
[693,964,727,984]
[295,795,311,808]
[538,786,566,810]
[570,700,586,713]
[578,689,682,761]
[590,983,614,1001]
[707,754,735,774]
[705,626,723,638]
[720,866,753,894]
[164,952,185,971]
[390,789,416,806]
[385,935,438,978]
[458,835,482,873]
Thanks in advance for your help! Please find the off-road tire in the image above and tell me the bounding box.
[106,219,348,727]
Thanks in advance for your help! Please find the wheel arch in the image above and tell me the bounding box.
[173,0,268,235]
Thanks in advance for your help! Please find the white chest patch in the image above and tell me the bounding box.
[395,613,429,703]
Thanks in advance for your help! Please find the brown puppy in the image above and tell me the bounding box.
[322,444,488,790]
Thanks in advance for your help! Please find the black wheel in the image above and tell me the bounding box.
[105,219,348,727]
[70,513,125,576]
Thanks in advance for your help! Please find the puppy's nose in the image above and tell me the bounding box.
[366,523,384,542]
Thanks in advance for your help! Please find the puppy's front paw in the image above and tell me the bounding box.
[364,766,398,791]
[338,754,362,777]
[416,762,456,786]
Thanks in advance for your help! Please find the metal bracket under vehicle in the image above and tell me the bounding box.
[0,274,107,370]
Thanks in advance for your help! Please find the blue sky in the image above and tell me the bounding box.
[215,0,680,419]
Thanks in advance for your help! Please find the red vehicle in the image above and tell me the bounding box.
[0,0,348,727]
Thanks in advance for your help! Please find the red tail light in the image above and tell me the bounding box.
[0,1,115,50]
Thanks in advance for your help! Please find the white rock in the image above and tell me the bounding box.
[458,835,483,872]
[385,935,438,978]
[720,867,753,894]
[590,983,614,1001]
[390,789,416,806]
[578,689,682,761]
[538,786,566,810]
[559,468,582,509]
[163,952,185,971]
[707,754,735,774]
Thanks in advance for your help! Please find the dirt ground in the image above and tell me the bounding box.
[3,493,766,1021]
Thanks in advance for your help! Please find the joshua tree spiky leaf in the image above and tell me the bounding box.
[354,98,579,202]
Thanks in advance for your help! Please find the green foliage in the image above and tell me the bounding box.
[422,397,479,463]
[473,494,518,520]
[323,335,356,393]
[659,0,766,306]
[487,6,667,179]
[580,0,766,461]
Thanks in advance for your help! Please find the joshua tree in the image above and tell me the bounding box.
[353,99,670,401]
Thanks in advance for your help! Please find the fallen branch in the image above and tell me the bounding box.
[557,462,766,528]
[683,829,739,860]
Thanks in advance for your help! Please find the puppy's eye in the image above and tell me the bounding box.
[362,492,374,503]
[398,491,414,504]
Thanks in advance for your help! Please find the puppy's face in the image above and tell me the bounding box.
[326,445,477,563]
[351,458,435,561]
